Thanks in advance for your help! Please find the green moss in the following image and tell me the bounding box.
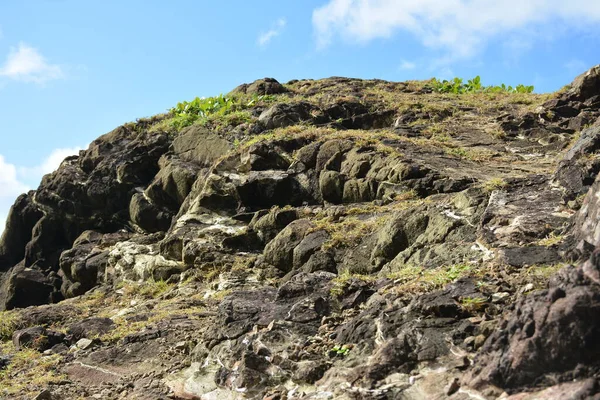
[100,301,206,344]
[444,146,496,162]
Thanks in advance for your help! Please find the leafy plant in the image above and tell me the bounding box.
[169,93,276,131]
[170,94,236,130]
[330,344,351,356]
[429,76,534,94]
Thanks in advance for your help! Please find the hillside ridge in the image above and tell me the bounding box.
[1,67,600,399]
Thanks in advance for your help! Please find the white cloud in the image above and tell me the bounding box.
[0,155,30,234]
[40,147,82,175]
[0,155,30,200]
[0,43,64,84]
[0,147,82,235]
[18,146,82,179]
[399,60,416,70]
[258,18,287,47]
[313,0,600,61]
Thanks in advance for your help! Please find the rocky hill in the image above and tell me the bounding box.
[1,67,600,399]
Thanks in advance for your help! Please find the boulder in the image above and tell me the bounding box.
[564,65,600,102]
[0,192,43,271]
[129,193,173,233]
[554,125,600,198]
[239,142,291,171]
[0,124,173,309]
[68,317,115,341]
[231,78,287,96]
[13,326,64,351]
[0,264,61,310]
[258,102,313,130]
[237,171,308,209]
[263,220,313,272]
[171,126,231,166]
[319,171,344,204]
[468,262,600,390]
[249,207,298,243]
[145,157,201,210]
[315,140,353,171]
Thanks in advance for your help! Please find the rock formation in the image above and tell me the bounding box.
[1,69,600,399]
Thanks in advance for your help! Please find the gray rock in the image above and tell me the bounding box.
[68,317,115,340]
[319,170,344,204]
[564,65,600,102]
[75,338,95,350]
[171,126,231,166]
[129,192,173,233]
[264,220,312,272]
[258,102,313,130]
[231,78,287,96]
[13,326,64,351]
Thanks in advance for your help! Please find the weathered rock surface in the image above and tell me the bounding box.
[2,70,600,399]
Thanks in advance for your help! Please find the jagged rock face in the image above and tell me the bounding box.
[466,171,600,394]
[554,125,600,199]
[2,69,600,399]
[0,122,173,308]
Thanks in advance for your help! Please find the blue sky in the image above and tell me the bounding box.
[0,0,599,231]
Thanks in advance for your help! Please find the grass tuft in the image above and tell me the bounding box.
[482,177,508,193]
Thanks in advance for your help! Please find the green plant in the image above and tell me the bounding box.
[445,147,468,158]
[482,177,508,193]
[168,92,276,131]
[119,279,173,299]
[170,94,236,130]
[0,311,20,341]
[460,296,488,313]
[0,346,65,396]
[386,263,478,296]
[429,76,534,94]
[330,344,351,356]
[522,263,565,289]
[330,271,376,297]
[536,232,564,247]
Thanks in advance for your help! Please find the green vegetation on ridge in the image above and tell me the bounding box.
[428,76,534,94]
[169,93,275,130]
